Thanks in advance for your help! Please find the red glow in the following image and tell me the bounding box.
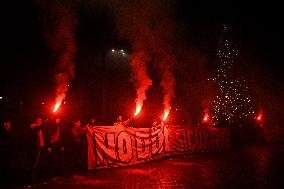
[162,109,170,121]
[134,103,142,116]
[203,116,208,122]
[131,51,152,117]
[256,113,262,122]
[53,102,61,112]
[202,113,209,123]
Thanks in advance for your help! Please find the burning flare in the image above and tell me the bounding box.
[203,113,209,122]
[134,102,142,116]
[53,102,61,112]
[162,108,170,121]
[202,110,210,123]
[256,113,262,121]
[53,94,65,112]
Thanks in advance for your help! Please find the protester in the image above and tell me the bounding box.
[151,118,161,132]
[43,118,66,176]
[44,118,65,152]
[0,118,15,182]
[114,115,133,127]
[70,119,87,173]
[28,117,45,182]
[86,117,96,128]
[114,115,123,126]
[152,119,159,127]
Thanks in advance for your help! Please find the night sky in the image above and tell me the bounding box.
[0,0,283,124]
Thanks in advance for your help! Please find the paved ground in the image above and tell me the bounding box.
[2,144,284,189]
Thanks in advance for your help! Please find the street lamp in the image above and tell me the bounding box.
[110,48,127,56]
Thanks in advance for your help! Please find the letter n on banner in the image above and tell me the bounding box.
[93,132,116,167]
[116,131,133,163]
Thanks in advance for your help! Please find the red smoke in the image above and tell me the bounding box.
[111,0,176,117]
[131,51,153,116]
[38,1,77,113]
[159,57,175,121]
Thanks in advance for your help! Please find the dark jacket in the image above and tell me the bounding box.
[43,122,66,149]
[28,124,44,148]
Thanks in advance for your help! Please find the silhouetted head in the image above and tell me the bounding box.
[55,118,61,124]
[3,119,11,131]
[90,118,95,124]
[73,119,81,128]
[117,115,123,122]
[35,117,42,126]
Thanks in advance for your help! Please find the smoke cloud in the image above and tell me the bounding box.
[131,51,153,115]
[37,0,78,111]
[110,0,176,117]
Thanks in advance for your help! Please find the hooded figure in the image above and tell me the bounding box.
[43,118,66,176]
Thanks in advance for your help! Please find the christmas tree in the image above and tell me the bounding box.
[211,24,255,127]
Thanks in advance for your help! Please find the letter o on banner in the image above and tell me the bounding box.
[116,131,133,163]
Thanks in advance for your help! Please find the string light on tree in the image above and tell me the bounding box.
[211,24,255,127]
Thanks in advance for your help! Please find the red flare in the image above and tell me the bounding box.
[162,109,170,121]
[256,113,262,122]
[53,102,61,112]
[202,113,209,123]
[134,103,142,116]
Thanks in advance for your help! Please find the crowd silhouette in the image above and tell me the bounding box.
[0,116,95,184]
